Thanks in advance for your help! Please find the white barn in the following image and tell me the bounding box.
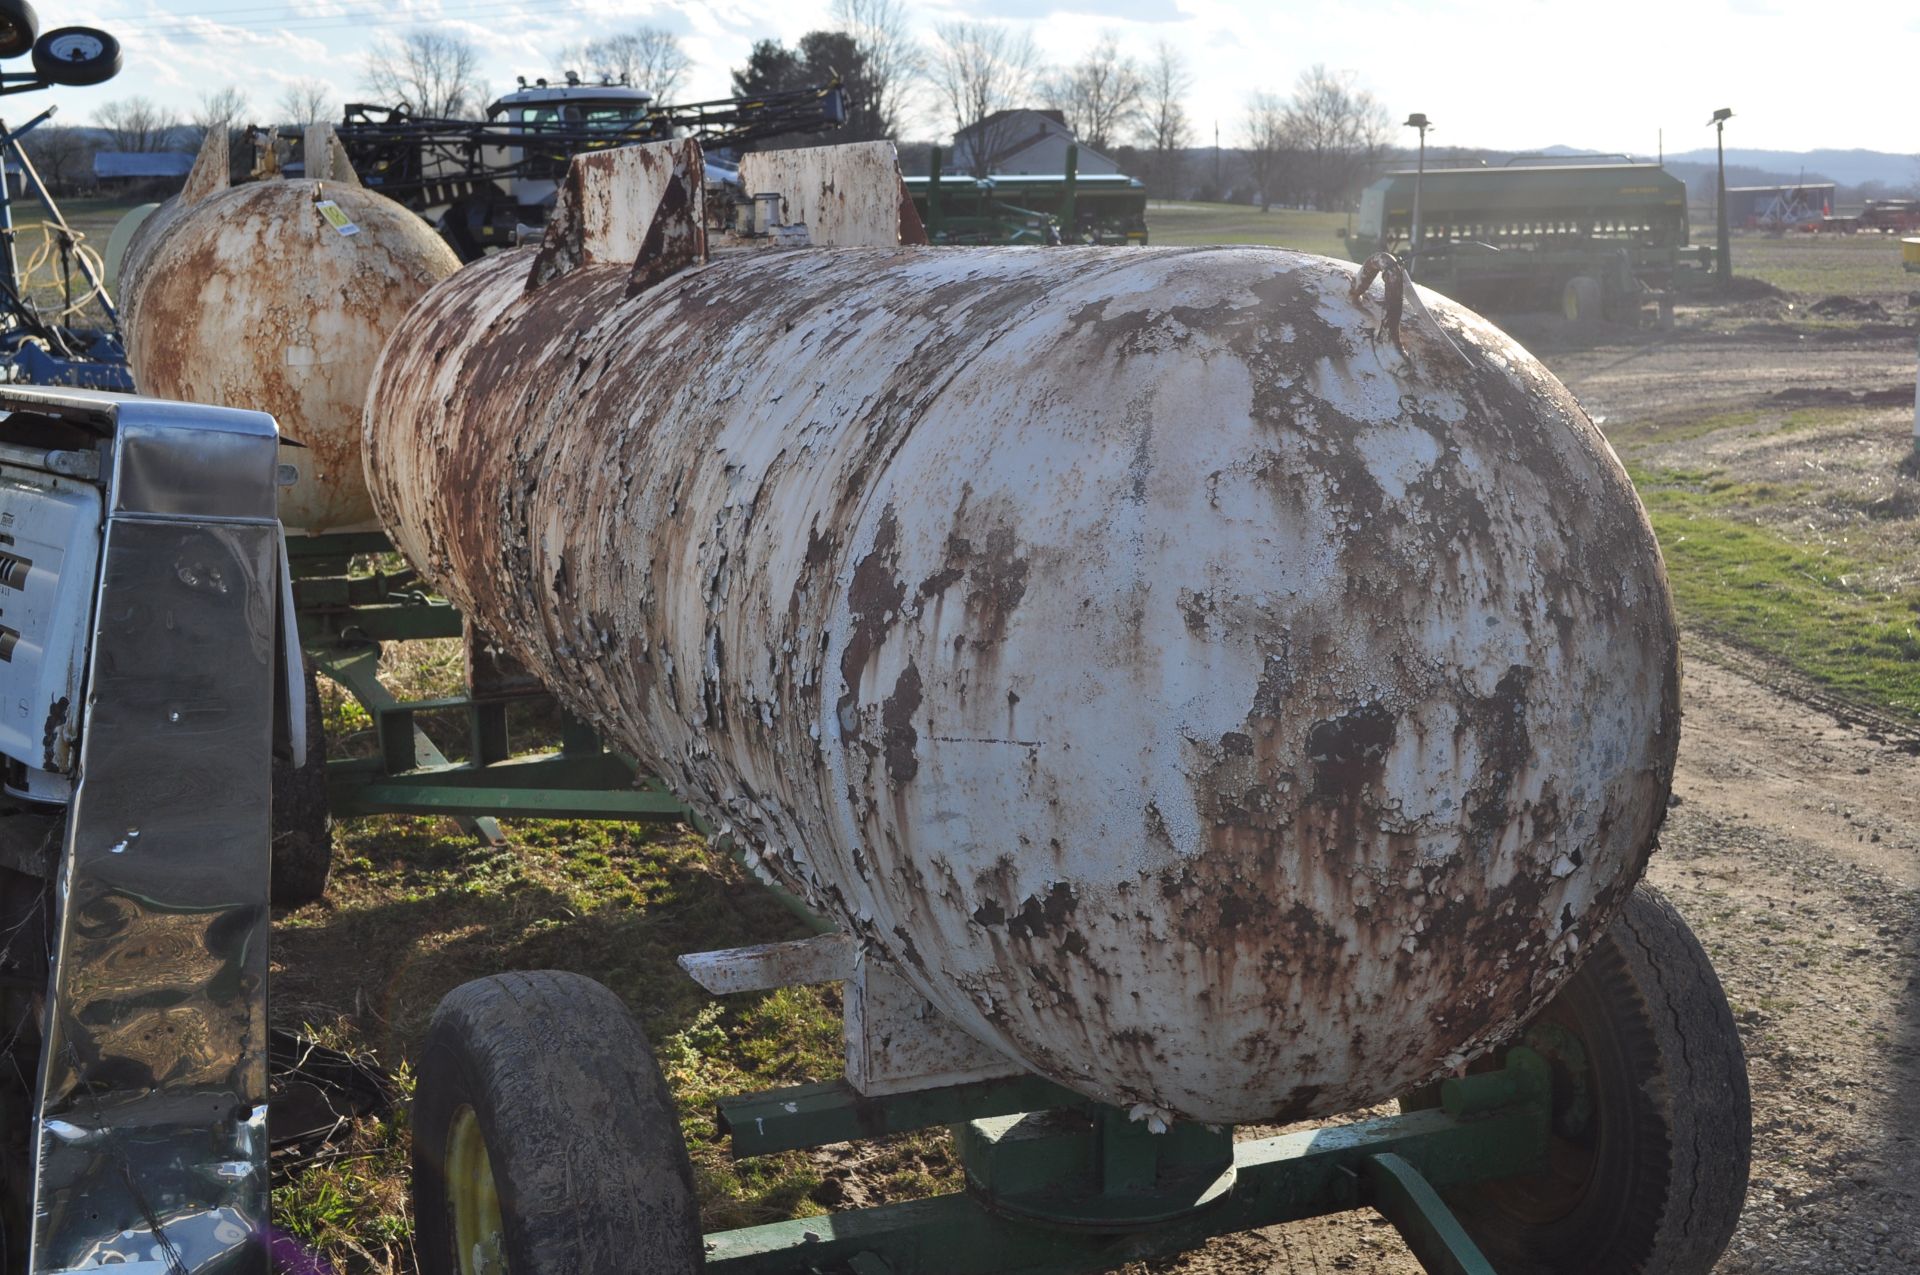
[948,109,1123,178]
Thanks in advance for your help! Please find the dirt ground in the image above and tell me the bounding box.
[1539,321,1918,427]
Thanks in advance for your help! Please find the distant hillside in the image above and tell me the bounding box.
[1661,147,1916,190]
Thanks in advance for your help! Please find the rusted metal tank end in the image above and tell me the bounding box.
[365,140,1681,1129]
[124,124,461,534]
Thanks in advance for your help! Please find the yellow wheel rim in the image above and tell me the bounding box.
[447,1104,507,1275]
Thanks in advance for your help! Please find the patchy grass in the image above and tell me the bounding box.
[1147,200,1351,256]
[273,803,863,1273]
[1606,404,1858,451]
[1709,228,1918,304]
[1605,389,1920,716]
[1631,464,1920,714]
[12,196,143,312]
[273,1064,417,1270]
[278,624,969,1271]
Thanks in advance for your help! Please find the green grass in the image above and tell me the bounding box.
[278,622,966,1270]
[273,1064,417,1267]
[1631,464,1920,714]
[273,807,866,1273]
[1143,204,1914,310]
[1147,201,1351,255]
[11,196,143,311]
[1607,404,1856,451]
[1704,227,1918,304]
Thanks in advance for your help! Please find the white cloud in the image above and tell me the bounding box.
[48,0,1920,153]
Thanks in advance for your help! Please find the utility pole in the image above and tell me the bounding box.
[1710,107,1733,284]
[1404,113,1430,279]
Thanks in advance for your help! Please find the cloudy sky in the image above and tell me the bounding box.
[34,0,1920,155]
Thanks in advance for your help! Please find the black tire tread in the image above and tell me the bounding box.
[1604,884,1752,1273]
[1450,883,1750,1275]
[30,26,118,86]
[412,970,701,1275]
[0,0,37,59]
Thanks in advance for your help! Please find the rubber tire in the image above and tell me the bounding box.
[31,26,118,86]
[412,971,701,1275]
[1415,884,1751,1275]
[270,667,332,909]
[0,0,36,59]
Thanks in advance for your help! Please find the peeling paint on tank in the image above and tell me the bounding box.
[366,230,1681,1127]
[123,175,461,533]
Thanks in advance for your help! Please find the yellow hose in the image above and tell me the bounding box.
[17,223,109,319]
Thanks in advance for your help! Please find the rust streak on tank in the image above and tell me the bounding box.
[121,132,461,534]
[364,141,1681,1126]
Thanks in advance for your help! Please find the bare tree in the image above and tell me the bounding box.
[563,28,690,100]
[19,126,97,196]
[1139,39,1190,197]
[1242,91,1289,211]
[278,79,336,129]
[1044,32,1143,155]
[931,21,1039,178]
[364,30,484,119]
[1280,63,1390,209]
[191,86,250,141]
[832,0,919,138]
[94,97,183,153]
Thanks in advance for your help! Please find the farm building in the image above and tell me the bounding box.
[1725,182,1837,228]
[92,150,193,190]
[947,109,1123,177]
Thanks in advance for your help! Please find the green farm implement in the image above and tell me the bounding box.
[1349,161,1713,323]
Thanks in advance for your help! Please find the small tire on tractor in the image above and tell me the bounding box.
[270,665,332,909]
[412,971,701,1275]
[1562,275,1604,325]
[1405,883,1751,1275]
[0,0,37,59]
[30,26,118,86]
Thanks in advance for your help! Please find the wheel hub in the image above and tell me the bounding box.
[447,1104,507,1275]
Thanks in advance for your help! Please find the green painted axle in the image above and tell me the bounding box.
[705,1051,1550,1274]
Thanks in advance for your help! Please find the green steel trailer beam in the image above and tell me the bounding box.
[704,1052,1549,1274]
[293,531,701,829]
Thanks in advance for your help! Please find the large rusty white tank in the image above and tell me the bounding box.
[121,127,461,533]
[364,141,1680,1125]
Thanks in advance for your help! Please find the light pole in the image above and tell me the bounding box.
[1709,107,1733,284]
[1404,112,1430,277]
